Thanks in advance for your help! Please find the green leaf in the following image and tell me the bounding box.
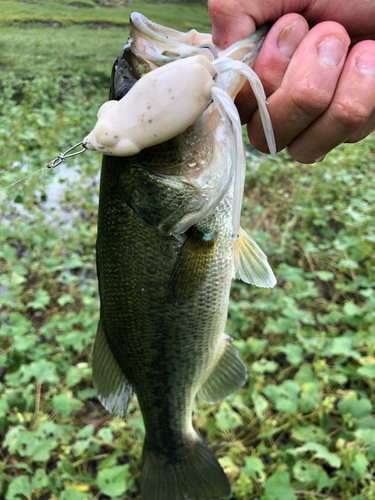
[215,402,242,430]
[357,364,375,378]
[27,289,50,310]
[264,381,300,414]
[0,399,9,418]
[241,456,266,482]
[97,465,130,497]
[98,451,123,471]
[287,442,341,468]
[291,425,327,444]
[30,438,58,462]
[261,472,296,500]
[251,391,269,420]
[31,469,50,491]
[21,359,59,384]
[354,429,375,444]
[338,397,372,420]
[251,358,279,374]
[278,344,303,366]
[6,475,31,500]
[352,452,369,475]
[97,427,114,443]
[293,460,321,484]
[59,487,90,500]
[344,302,363,317]
[314,271,335,281]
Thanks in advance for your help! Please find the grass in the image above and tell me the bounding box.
[1,2,375,499]
[0,1,210,76]
[0,1,211,31]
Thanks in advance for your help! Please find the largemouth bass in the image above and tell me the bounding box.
[91,13,276,500]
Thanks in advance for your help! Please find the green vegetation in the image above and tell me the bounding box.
[1,2,375,499]
[0,1,211,30]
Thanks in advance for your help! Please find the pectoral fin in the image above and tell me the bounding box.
[198,335,247,404]
[234,226,277,288]
[93,320,133,417]
[168,227,217,301]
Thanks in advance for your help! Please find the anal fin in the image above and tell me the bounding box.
[234,226,277,288]
[93,320,132,417]
[198,335,247,404]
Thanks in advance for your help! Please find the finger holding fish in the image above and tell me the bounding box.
[209,0,375,162]
[288,39,375,163]
[248,21,351,158]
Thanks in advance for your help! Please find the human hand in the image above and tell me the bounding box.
[209,0,375,163]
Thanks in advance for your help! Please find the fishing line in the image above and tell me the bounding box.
[0,166,46,194]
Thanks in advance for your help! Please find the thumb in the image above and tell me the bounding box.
[208,0,256,49]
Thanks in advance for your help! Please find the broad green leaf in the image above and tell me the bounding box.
[251,358,278,374]
[261,471,296,500]
[20,359,59,384]
[293,460,321,484]
[264,381,300,414]
[314,271,335,281]
[6,475,31,500]
[242,456,266,482]
[344,302,362,317]
[357,364,375,378]
[352,452,369,475]
[97,427,114,443]
[338,397,372,420]
[278,344,303,366]
[291,425,328,444]
[354,429,375,444]
[287,443,341,468]
[59,487,90,500]
[31,469,49,491]
[97,465,130,497]
[27,288,50,310]
[215,402,242,430]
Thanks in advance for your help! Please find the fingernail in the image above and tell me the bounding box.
[318,37,345,66]
[356,53,375,76]
[315,155,325,162]
[277,20,308,59]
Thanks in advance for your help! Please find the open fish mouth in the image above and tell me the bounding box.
[111,12,268,101]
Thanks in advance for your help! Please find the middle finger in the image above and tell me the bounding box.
[247,21,350,153]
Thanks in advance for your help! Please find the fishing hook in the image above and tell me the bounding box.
[47,141,87,168]
[198,44,219,61]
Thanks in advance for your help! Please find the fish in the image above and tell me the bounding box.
[90,12,276,500]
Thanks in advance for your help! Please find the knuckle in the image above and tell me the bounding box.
[208,0,227,18]
[330,100,371,129]
[290,85,333,118]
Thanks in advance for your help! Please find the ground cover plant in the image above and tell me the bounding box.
[0,2,375,499]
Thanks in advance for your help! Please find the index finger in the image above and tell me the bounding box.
[209,0,256,48]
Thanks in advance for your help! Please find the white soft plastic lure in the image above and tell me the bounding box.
[83,53,277,288]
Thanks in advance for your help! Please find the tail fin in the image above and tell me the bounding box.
[140,437,230,500]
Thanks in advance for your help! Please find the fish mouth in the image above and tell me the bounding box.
[111,13,269,101]
[111,13,213,100]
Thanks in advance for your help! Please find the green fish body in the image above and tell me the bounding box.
[92,13,275,500]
